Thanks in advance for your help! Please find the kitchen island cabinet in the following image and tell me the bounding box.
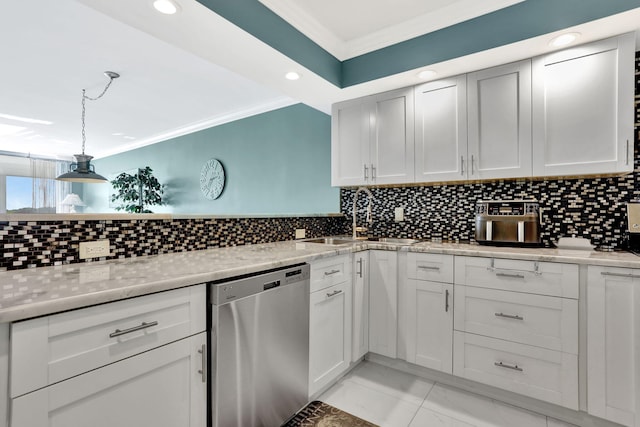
[8,285,207,427]
[587,265,640,427]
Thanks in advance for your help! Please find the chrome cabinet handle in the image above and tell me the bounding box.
[364,164,368,180]
[109,321,158,338]
[627,140,630,166]
[324,269,340,276]
[460,156,465,176]
[495,312,524,321]
[445,289,450,313]
[494,361,523,372]
[471,155,475,175]
[327,289,343,298]
[357,258,364,278]
[371,164,376,179]
[495,272,525,279]
[197,344,206,383]
[418,265,440,271]
[601,271,640,279]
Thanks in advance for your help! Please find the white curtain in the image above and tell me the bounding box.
[30,158,72,213]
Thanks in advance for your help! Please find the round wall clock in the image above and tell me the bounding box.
[200,158,225,200]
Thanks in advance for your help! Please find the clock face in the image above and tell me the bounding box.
[200,159,225,200]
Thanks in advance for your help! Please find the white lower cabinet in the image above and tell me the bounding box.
[8,285,207,427]
[587,266,640,427]
[11,333,207,427]
[368,250,398,358]
[309,257,352,397]
[453,331,578,409]
[404,253,454,373]
[453,256,579,410]
[352,252,369,361]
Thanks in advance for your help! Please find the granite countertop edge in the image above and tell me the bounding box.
[2,239,639,323]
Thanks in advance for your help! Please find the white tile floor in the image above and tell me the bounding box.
[319,361,577,427]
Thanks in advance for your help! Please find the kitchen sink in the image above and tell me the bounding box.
[367,237,422,245]
[304,237,355,245]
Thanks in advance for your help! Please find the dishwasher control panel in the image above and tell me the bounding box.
[210,263,309,305]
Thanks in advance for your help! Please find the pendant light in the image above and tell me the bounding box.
[57,71,120,183]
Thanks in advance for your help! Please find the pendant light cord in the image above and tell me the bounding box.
[81,72,119,155]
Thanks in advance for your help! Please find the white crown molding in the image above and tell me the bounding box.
[343,0,525,59]
[257,0,348,59]
[94,96,296,159]
[259,0,524,60]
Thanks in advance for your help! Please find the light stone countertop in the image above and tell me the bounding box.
[1,239,640,323]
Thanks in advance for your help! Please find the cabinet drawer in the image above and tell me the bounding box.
[310,255,351,292]
[11,285,206,398]
[454,256,578,298]
[453,332,578,410]
[407,252,453,283]
[454,286,578,353]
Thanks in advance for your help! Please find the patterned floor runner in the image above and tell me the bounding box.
[282,400,379,427]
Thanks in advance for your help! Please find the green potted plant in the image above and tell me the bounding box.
[110,166,164,213]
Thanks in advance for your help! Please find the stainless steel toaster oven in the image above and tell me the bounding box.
[475,200,541,246]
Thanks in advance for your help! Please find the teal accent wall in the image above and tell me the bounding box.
[196,0,640,87]
[82,104,340,215]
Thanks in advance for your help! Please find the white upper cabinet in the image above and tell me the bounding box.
[332,88,414,186]
[414,76,468,182]
[532,33,635,177]
[467,60,532,179]
[331,98,370,187]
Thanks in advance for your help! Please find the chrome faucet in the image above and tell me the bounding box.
[352,187,374,240]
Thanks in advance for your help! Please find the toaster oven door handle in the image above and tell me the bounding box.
[486,220,492,241]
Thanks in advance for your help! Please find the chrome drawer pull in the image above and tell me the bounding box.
[445,289,450,313]
[109,321,158,338]
[324,269,340,276]
[418,265,440,271]
[494,361,523,372]
[495,312,524,321]
[495,272,525,279]
[600,272,640,279]
[326,289,343,298]
[357,258,364,278]
[198,344,207,383]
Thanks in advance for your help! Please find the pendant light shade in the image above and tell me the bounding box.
[57,154,107,183]
[56,71,119,183]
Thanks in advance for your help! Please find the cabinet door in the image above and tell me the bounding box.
[309,281,352,396]
[532,33,635,177]
[587,266,640,427]
[405,279,453,373]
[414,76,468,182]
[368,250,398,358]
[331,97,370,186]
[11,333,207,427]
[467,60,532,179]
[370,88,415,185]
[352,252,369,361]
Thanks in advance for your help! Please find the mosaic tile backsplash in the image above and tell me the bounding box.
[0,216,345,271]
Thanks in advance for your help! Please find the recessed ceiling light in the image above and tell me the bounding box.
[152,0,180,15]
[0,113,52,125]
[112,132,124,136]
[285,72,301,81]
[549,32,580,47]
[0,123,26,136]
[417,70,437,80]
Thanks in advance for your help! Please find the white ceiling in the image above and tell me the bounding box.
[1,0,639,161]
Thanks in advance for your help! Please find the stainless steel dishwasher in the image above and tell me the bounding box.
[209,263,310,427]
